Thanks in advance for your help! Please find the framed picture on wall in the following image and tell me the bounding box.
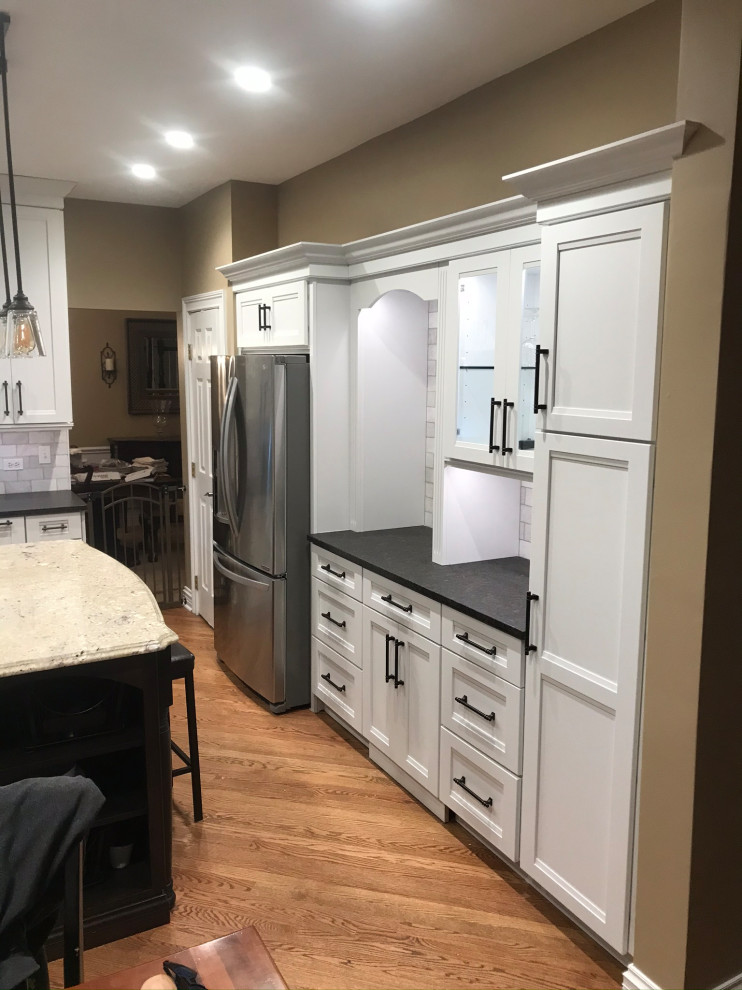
[126,318,180,415]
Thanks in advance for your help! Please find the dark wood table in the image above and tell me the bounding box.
[73,927,287,989]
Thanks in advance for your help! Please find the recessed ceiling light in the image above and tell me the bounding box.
[234,66,272,93]
[164,130,194,149]
[131,163,157,180]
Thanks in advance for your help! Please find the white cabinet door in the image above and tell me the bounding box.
[0,361,11,425]
[5,206,72,426]
[520,431,653,953]
[392,627,440,794]
[362,606,400,758]
[538,203,667,441]
[505,244,541,474]
[235,280,308,349]
[442,251,511,467]
[0,516,25,544]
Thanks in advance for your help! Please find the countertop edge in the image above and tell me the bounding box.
[309,534,525,640]
[0,491,87,517]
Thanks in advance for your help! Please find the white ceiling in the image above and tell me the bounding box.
[3,0,653,208]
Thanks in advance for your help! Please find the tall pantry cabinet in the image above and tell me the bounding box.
[504,123,690,954]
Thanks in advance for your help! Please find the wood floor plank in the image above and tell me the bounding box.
[53,609,622,990]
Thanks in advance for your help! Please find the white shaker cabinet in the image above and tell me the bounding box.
[520,430,653,953]
[235,279,308,349]
[536,203,667,442]
[0,203,72,428]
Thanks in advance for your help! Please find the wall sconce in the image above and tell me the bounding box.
[100,343,117,387]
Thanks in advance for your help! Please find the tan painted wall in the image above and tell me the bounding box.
[64,199,181,311]
[277,0,682,246]
[230,180,278,263]
[68,308,177,448]
[632,2,742,987]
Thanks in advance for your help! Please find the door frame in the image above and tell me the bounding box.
[182,289,227,619]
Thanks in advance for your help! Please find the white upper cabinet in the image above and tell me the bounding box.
[536,202,667,442]
[442,242,541,473]
[0,202,72,428]
[235,279,308,349]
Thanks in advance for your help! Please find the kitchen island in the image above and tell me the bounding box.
[0,540,178,951]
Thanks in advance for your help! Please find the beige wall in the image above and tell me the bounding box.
[277,0,681,245]
[230,180,278,262]
[68,308,177,448]
[632,1,742,987]
[64,199,181,311]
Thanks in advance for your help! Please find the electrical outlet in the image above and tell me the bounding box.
[3,457,22,471]
[38,446,51,465]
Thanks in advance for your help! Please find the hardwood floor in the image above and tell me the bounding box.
[67,609,623,990]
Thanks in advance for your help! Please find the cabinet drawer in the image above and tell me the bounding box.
[442,606,524,687]
[439,726,521,861]
[312,578,362,668]
[441,648,523,774]
[0,516,25,545]
[24,512,83,542]
[311,547,362,601]
[313,638,364,736]
[363,571,441,641]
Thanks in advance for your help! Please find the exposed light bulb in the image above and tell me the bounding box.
[131,163,157,180]
[164,130,194,149]
[9,307,45,357]
[234,66,272,93]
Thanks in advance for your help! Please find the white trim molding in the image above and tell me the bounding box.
[715,973,742,990]
[623,965,662,990]
[0,174,76,209]
[502,120,696,203]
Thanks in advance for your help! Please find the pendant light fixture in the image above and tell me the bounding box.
[0,12,45,358]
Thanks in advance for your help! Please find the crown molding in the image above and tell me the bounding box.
[503,121,697,204]
[0,174,76,209]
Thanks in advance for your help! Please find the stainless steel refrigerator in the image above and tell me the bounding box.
[211,352,310,713]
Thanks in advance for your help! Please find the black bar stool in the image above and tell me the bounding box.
[170,642,203,822]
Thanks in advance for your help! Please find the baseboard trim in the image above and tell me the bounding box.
[623,965,661,990]
[181,586,193,611]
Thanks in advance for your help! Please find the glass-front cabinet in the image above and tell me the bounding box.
[443,243,541,472]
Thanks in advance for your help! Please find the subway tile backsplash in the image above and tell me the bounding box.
[0,429,71,495]
[424,301,438,527]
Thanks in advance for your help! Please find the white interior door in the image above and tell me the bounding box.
[520,430,653,952]
[183,291,226,626]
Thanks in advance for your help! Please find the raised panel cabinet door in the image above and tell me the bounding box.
[520,431,653,953]
[6,205,72,426]
[235,290,266,348]
[362,606,400,757]
[442,251,511,467]
[538,202,667,441]
[392,628,441,795]
[267,281,308,348]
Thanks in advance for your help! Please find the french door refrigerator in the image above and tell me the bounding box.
[211,352,310,713]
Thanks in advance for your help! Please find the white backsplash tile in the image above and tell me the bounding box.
[0,428,71,494]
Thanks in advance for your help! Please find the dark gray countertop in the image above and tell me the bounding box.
[0,490,87,518]
[309,526,530,639]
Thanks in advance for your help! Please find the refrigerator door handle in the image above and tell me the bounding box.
[219,374,240,537]
[213,551,272,590]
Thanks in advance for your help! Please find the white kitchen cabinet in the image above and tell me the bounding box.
[0,204,72,428]
[442,243,540,473]
[0,516,26,545]
[520,430,653,953]
[537,203,667,442]
[313,638,364,735]
[0,508,85,544]
[362,604,440,795]
[311,577,363,668]
[235,279,308,349]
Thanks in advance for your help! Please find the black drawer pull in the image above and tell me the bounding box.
[455,631,496,656]
[381,593,412,613]
[385,633,394,683]
[2,380,8,416]
[321,610,346,629]
[321,671,346,693]
[501,398,514,455]
[16,380,23,416]
[41,523,68,532]
[455,695,496,723]
[525,591,539,655]
[534,344,549,413]
[0,519,12,528]
[453,775,493,808]
[394,638,405,688]
[321,563,346,580]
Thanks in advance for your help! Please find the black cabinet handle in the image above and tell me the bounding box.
[321,610,346,629]
[385,633,394,684]
[453,775,493,808]
[41,523,68,532]
[16,380,23,416]
[501,398,514,455]
[455,631,496,656]
[394,638,405,688]
[534,344,549,413]
[0,519,12,528]
[455,695,496,723]
[525,591,539,655]
[258,303,265,331]
[320,563,346,580]
[321,671,346,694]
[2,380,8,416]
[488,397,501,453]
[381,593,412,613]
[258,303,272,332]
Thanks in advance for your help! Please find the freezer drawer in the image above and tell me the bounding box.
[213,547,286,705]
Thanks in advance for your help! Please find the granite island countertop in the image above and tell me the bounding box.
[0,540,177,678]
[310,526,530,639]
